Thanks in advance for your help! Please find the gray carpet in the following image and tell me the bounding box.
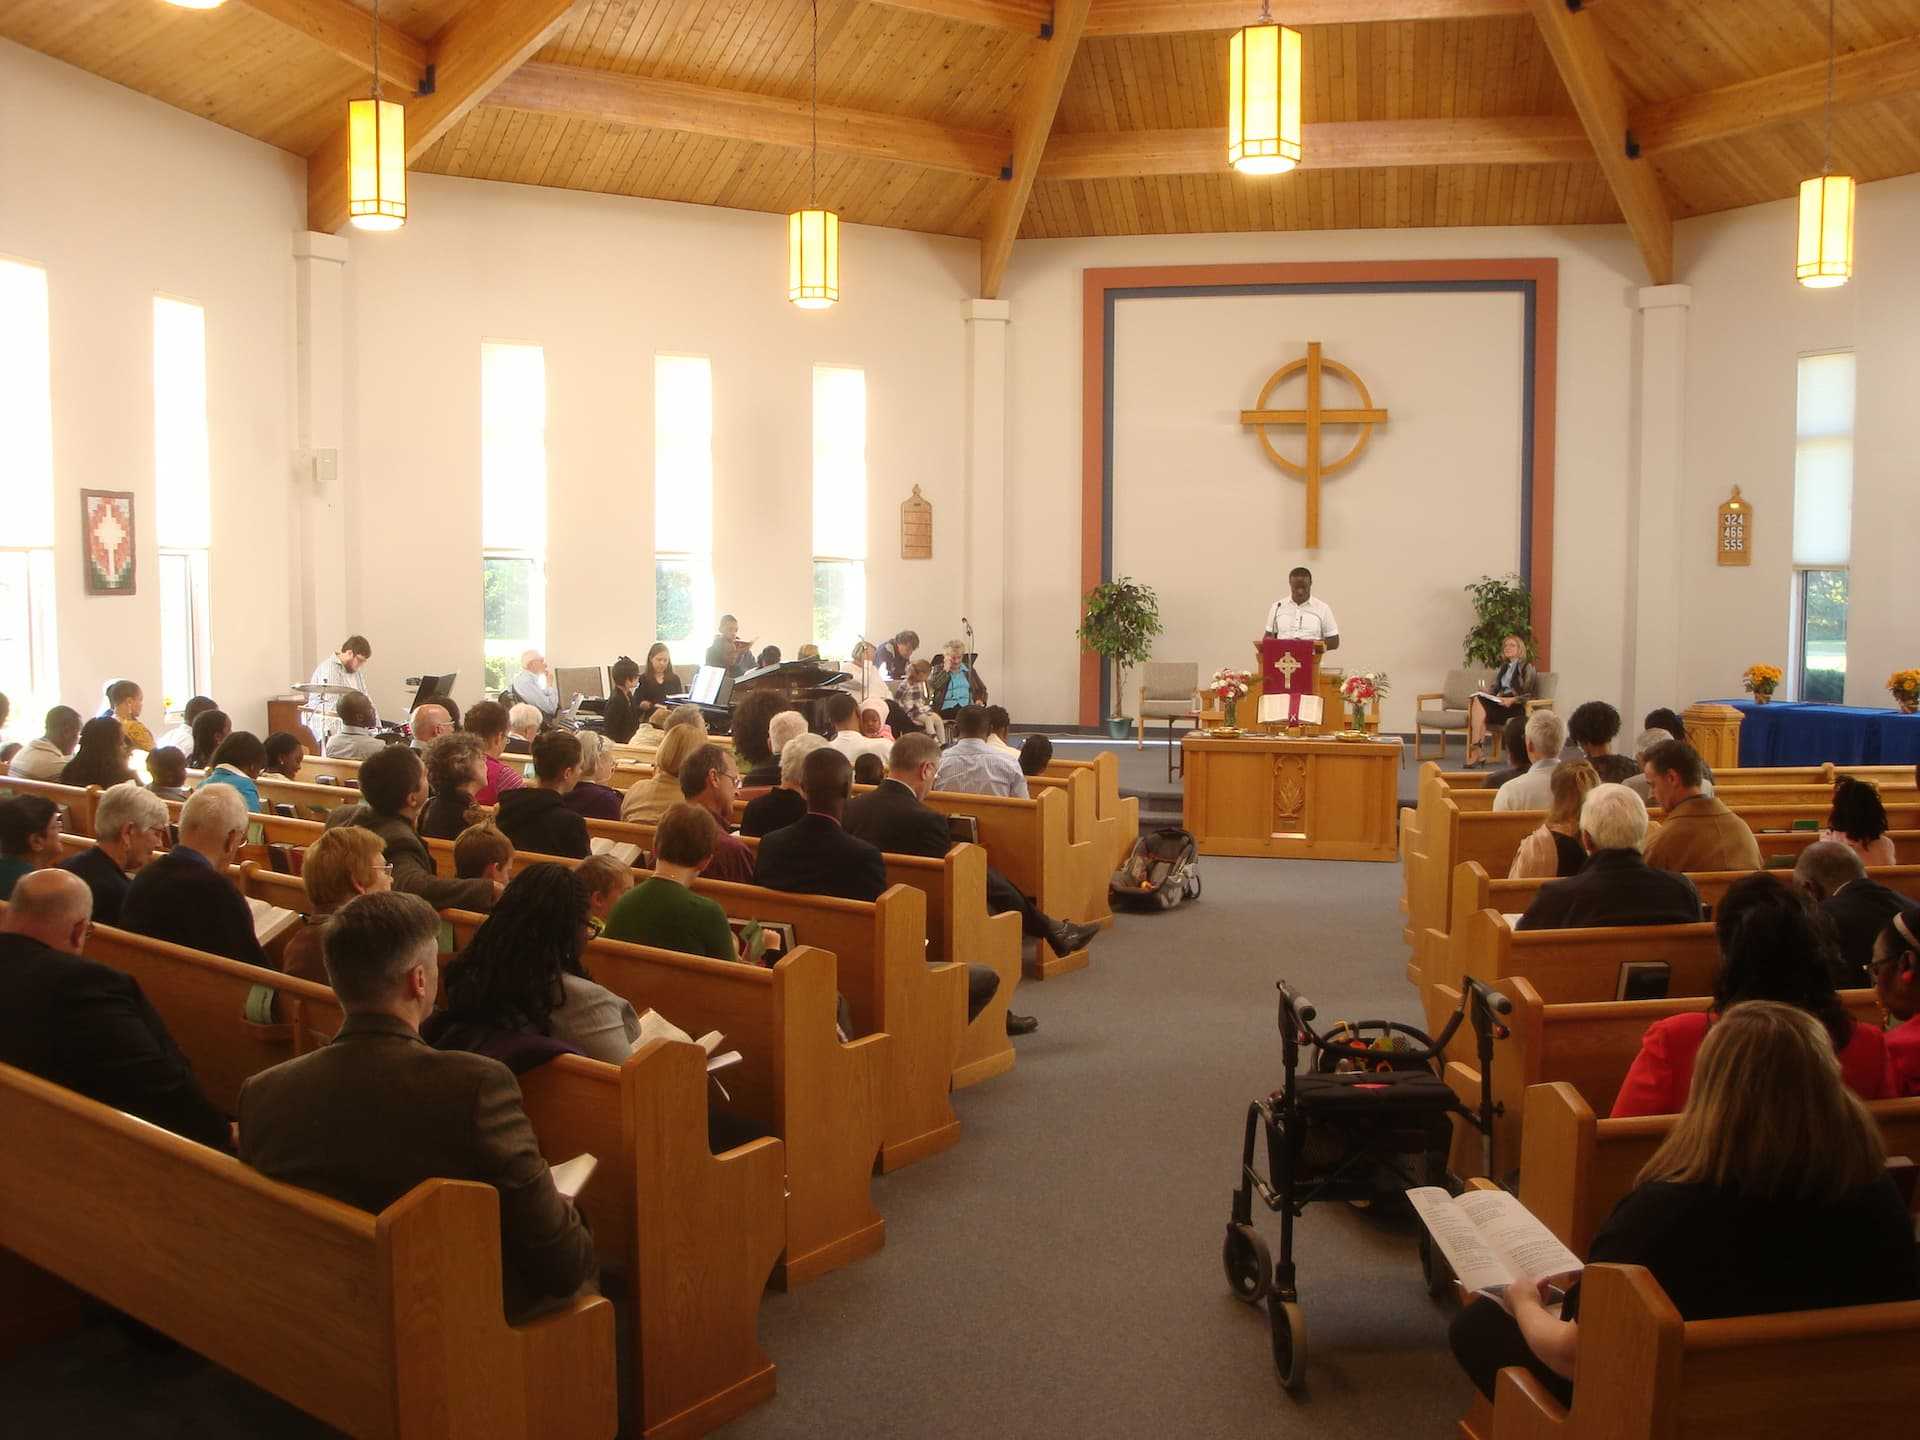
[0,856,1476,1438]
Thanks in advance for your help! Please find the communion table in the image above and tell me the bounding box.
[1181,734,1401,861]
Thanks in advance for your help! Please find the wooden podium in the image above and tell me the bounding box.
[1244,642,1379,736]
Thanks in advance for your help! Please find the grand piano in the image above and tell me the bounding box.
[675,658,852,733]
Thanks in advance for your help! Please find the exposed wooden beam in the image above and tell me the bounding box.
[1082,0,1526,37]
[307,0,580,234]
[1039,114,1589,179]
[867,0,1051,31]
[980,0,1092,297]
[1631,30,1920,156]
[235,0,428,95]
[489,63,1007,178]
[1525,0,1671,284]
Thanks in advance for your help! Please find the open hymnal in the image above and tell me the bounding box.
[590,836,642,868]
[549,1153,598,1201]
[729,917,795,965]
[633,1008,744,1086]
[1256,693,1325,726]
[246,897,300,948]
[1407,1186,1584,1300]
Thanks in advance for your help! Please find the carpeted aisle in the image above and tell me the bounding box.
[724,854,1473,1438]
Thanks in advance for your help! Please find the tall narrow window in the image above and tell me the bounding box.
[155,295,212,711]
[1792,351,1853,704]
[0,258,58,734]
[812,364,867,658]
[481,342,548,693]
[654,354,714,666]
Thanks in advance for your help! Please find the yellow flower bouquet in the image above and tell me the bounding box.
[1742,663,1783,699]
[1889,669,1920,712]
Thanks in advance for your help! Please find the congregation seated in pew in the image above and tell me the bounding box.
[238,890,599,1323]
[680,741,754,883]
[186,707,230,770]
[261,729,306,780]
[1507,759,1597,880]
[495,730,591,861]
[61,715,137,791]
[197,730,268,813]
[1017,734,1052,777]
[280,824,392,985]
[1564,700,1639,784]
[1794,839,1920,985]
[326,743,496,911]
[1449,1001,1920,1407]
[936,704,1028,798]
[562,730,623,822]
[621,721,707,824]
[824,691,890,767]
[1876,913,1920,1097]
[59,780,168,927]
[420,730,488,840]
[1481,715,1529,791]
[755,747,886,903]
[1492,710,1564,812]
[146,744,190,800]
[454,821,515,888]
[852,751,886,786]
[1517,784,1704,932]
[151,693,212,758]
[602,803,738,962]
[740,732,822,838]
[503,702,542,757]
[463,698,525,806]
[1610,873,1894,1117]
[122,783,271,970]
[408,699,454,749]
[6,704,79,782]
[1641,738,1762,873]
[0,794,61,901]
[0,868,232,1153]
[1823,773,1898,867]
[576,852,633,935]
[732,690,791,790]
[323,690,386,760]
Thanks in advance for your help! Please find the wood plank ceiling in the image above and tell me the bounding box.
[5,0,1920,278]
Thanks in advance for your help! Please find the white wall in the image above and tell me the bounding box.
[0,41,303,738]
[999,226,1646,727]
[1678,173,1920,708]
[341,175,979,720]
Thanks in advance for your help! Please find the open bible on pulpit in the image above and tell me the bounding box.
[1256,637,1324,727]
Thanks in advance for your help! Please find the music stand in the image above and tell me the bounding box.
[406,673,458,713]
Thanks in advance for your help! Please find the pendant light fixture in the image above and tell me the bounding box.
[788,0,840,309]
[1796,0,1854,288]
[348,0,407,232]
[1228,2,1302,176]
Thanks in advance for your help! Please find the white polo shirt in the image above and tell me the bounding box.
[1265,596,1339,642]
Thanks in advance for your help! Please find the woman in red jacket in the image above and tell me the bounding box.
[1611,872,1893,1117]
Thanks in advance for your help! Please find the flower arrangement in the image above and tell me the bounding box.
[1889,669,1920,713]
[1339,671,1389,733]
[1208,668,1252,727]
[1742,663,1783,699]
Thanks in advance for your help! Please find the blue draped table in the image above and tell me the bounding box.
[1720,699,1920,767]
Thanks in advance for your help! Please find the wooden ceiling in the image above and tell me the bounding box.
[6,0,1920,290]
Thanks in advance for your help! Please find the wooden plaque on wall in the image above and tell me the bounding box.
[900,485,933,559]
[1717,486,1752,567]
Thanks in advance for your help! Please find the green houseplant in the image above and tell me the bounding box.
[1462,575,1534,668]
[1078,577,1163,739]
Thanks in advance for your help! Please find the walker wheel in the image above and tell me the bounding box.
[1269,1298,1306,1390]
[1185,872,1202,900]
[1222,1223,1271,1304]
[1420,1231,1454,1299]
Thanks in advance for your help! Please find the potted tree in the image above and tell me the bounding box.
[1462,574,1534,667]
[1078,578,1163,740]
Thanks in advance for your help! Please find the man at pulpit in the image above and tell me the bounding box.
[1264,568,1340,653]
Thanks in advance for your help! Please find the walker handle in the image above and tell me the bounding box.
[1276,980,1316,1027]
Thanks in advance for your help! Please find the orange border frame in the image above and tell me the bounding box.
[1078,259,1559,726]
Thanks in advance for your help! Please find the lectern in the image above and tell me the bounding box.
[1255,638,1323,727]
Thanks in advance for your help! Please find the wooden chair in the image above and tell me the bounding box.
[0,1062,619,1440]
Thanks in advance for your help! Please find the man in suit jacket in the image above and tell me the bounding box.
[741,733,824,839]
[1640,739,1756,873]
[119,782,272,970]
[59,780,169,929]
[1796,839,1920,986]
[753,747,887,903]
[324,744,498,912]
[1518,783,1703,931]
[0,869,230,1151]
[239,891,596,1322]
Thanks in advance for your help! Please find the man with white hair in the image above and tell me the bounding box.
[59,780,168,927]
[508,650,558,720]
[1516,783,1704,931]
[1492,709,1567,813]
[119,782,270,968]
[741,732,826,838]
[504,702,543,756]
[0,868,231,1150]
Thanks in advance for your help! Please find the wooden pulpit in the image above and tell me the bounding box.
[1244,643,1379,736]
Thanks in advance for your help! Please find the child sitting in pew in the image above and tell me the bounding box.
[576,852,634,937]
[1451,1001,1919,1407]
[146,745,190,801]
[1610,873,1893,1117]
[454,821,514,889]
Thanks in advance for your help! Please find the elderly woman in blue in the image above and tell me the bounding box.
[928,639,988,727]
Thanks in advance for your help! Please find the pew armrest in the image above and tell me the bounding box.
[1488,1366,1572,1440]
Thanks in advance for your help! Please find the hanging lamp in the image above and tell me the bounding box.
[788,0,840,309]
[348,0,407,231]
[1796,0,1853,288]
[1228,2,1302,176]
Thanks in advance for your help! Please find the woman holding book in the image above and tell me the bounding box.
[1450,1000,1918,1405]
[1464,634,1537,767]
[1609,873,1893,1117]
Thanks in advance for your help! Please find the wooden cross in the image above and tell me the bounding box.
[1239,341,1389,548]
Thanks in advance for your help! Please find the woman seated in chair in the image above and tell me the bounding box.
[1465,634,1538,767]
[1450,1000,1918,1407]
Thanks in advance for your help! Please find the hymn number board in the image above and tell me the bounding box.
[1717,486,1752,567]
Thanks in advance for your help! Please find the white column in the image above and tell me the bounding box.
[962,298,1011,681]
[1626,284,1691,725]
[292,230,350,676]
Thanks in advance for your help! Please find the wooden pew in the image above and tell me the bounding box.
[920,784,1098,979]
[0,774,100,837]
[1519,1080,1920,1256]
[0,1063,618,1440]
[73,919,786,1438]
[443,911,888,1287]
[293,754,364,787]
[1026,766,1116,923]
[1451,859,1920,930]
[1046,751,1140,871]
[1474,1259,1920,1440]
